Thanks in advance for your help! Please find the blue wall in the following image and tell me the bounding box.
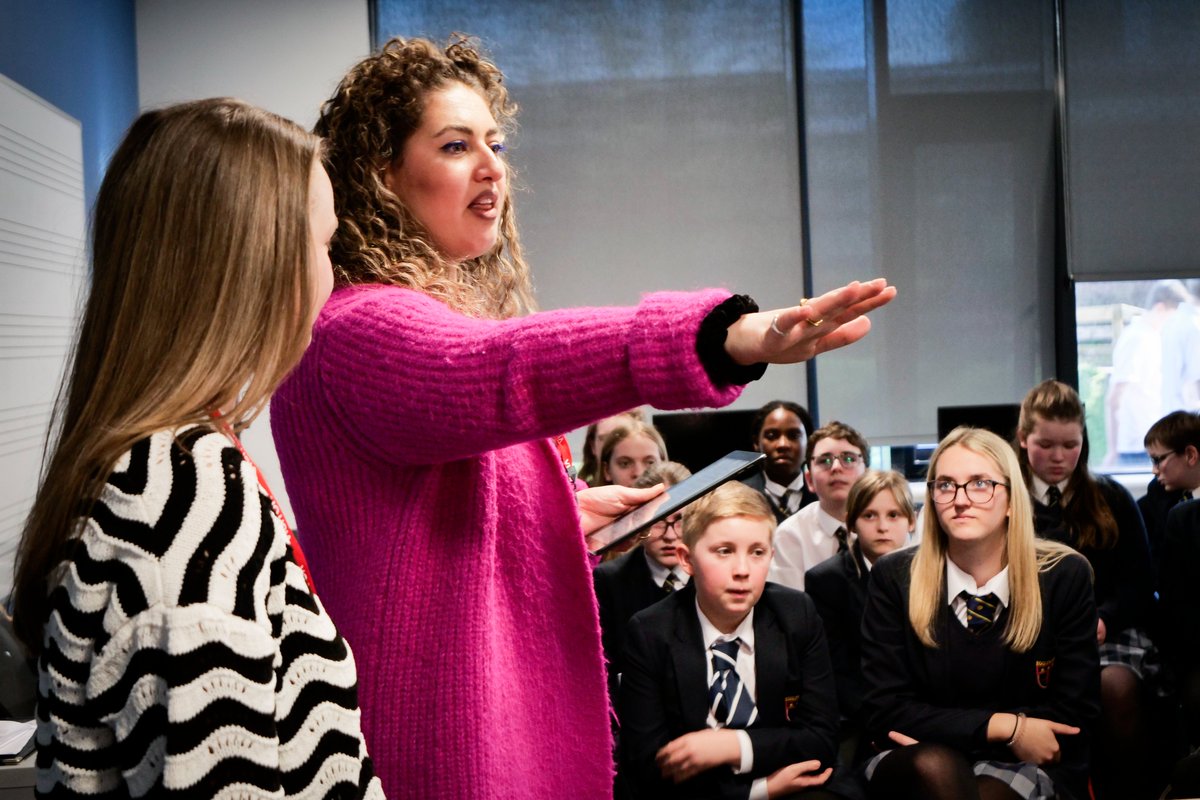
[0,0,139,211]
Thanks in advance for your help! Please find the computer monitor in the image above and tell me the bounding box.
[936,403,1021,444]
[652,409,761,475]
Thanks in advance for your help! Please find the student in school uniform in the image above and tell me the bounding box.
[618,481,845,800]
[805,470,915,752]
[599,420,671,488]
[743,400,817,522]
[1139,411,1200,578]
[579,410,647,487]
[861,427,1098,800]
[595,461,693,698]
[770,421,869,590]
[1162,498,1200,797]
[1014,380,1159,800]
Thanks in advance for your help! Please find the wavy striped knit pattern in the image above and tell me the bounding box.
[36,427,383,799]
[270,285,744,799]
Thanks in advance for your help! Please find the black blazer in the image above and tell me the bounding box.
[860,548,1100,800]
[1032,475,1155,635]
[804,546,870,725]
[1159,498,1200,672]
[594,548,671,696]
[618,582,841,800]
[1138,476,1188,582]
[741,470,816,524]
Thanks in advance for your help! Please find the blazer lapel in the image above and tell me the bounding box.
[754,600,786,727]
[670,585,711,731]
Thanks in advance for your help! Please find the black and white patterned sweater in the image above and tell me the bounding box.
[35,427,384,799]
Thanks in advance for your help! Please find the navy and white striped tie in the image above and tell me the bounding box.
[708,639,757,728]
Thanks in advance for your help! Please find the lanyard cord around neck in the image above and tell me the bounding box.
[211,413,316,593]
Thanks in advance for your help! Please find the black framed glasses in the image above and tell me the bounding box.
[638,515,682,542]
[927,479,1009,505]
[1148,450,1179,469]
[812,452,862,471]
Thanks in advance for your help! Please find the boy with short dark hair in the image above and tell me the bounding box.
[1139,410,1200,568]
[617,482,843,799]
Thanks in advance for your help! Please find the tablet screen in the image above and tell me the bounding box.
[584,450,766,556]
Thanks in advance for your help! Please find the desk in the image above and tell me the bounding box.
[0,753,34,800]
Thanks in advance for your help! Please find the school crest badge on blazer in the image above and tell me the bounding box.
[1035,657,1055,689]
[784,695,801,721]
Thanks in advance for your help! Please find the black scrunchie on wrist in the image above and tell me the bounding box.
[696,294,769,387]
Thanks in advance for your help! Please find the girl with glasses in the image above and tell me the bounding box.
[1015,380,1160,800]
[861,427,1098,800]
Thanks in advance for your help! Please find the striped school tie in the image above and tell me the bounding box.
[662,572,679,594]
[708,639,757,728]
[963,592,1001,634]
[1046,485,1063,507]
[834,526,849,553]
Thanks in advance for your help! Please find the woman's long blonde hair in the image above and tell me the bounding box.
[315,34,533,319]
[12,99,321,651]
[909,427,1075,652]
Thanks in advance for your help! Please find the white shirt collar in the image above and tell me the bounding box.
[763,473,805,497]
[816,505,850,538]
[644,549,688,589]
[946,557,1010,608]
[1030,474,1068,505]
[696,600,756,654]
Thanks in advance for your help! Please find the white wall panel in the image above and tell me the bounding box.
[0,74,86,600]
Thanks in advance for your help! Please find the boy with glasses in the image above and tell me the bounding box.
[768,422,869,591]
[595,462,694,702]
[1139,411,1200,571]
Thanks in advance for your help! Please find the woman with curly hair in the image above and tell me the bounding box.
[270,35,894,798]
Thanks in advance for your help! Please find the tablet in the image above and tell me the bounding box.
[584,450,766,557]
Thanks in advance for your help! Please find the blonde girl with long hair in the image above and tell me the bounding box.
[12,99,382,798]
[860,428,1098,800]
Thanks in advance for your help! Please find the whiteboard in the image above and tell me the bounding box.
[0,74,85,603]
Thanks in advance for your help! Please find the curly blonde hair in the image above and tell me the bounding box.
[315,34,534,318]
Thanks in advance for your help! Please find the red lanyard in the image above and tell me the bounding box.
[553,434,578,485]
[211,414,316,593]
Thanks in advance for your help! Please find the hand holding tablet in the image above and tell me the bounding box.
[584,451,766,556]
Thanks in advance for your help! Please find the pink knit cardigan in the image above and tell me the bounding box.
[271,285,744,799]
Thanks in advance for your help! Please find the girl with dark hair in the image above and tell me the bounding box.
[746,400,817,520]
[1015,379,1159,800]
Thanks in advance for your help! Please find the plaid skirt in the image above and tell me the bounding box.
[865,750,1056,800]
[1101,626,1168,697]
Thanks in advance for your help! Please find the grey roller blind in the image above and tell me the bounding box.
[375,0,810,408]
[801,0,1057,443]
[1062,0,1200,281]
